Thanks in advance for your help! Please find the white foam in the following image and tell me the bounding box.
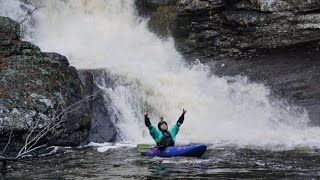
[86,142,136,152]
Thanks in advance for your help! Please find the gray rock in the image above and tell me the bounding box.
[135,0,178,37]
[171,0,320,59]
[136,0,177,11]
[0,17,92,153]
[0,17,20,40]
[79,71,117,143]
[43,52,70,67]
[227,0,320,12]
[89,86,117,143]
[147,0,175,6]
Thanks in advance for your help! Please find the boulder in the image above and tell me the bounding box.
[0,17,91,154]
[79,71,117,143]
[0,17,20,40]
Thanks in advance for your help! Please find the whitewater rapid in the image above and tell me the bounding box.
[1,0,320,149]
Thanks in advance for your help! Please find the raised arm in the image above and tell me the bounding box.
[170,109,187,137]
[144,112,162,142]
[144,112,151,128]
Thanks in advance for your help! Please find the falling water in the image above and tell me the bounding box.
[1,0,320,149]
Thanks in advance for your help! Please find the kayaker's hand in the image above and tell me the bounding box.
[144,111,151,127]
[178,109,186,124]
[182,109,186,115]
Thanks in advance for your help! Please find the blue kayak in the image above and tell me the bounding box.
[141,144,207,157]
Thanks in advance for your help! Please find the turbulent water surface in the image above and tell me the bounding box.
[1,0,320,179]
[4,144,320,179]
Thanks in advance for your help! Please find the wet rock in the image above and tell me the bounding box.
[227,0,320,12]
[146,0,176,8]
[44,52,70,67]
[0,17,91,153]
[149,5,177,38]
[135,0,177,38]
[136,0,177,14]
[0,17,20,40]
[171,0,320,59]
[79,71,117,143]
[167,0,320,122]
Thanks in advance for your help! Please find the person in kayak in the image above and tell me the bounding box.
[144,109,186,146]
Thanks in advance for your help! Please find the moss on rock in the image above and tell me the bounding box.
[148,5,177,38]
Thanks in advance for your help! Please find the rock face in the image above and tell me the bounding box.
[171,0,320,123]
[136,0,177,14]
[171,0,320,59]
[136,0,320,123]
[79,71,117,143]
[0,17,91,153]
[135,0,177,38]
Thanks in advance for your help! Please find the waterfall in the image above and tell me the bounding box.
[1,0,320,149]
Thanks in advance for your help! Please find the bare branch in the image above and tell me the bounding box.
[1,88,103,175]
[16,144,47,160]
[23,118,40,152]
[18,90,102,158]
[2,129,13,155]
[25,119,64,153]
[17,8,38,27]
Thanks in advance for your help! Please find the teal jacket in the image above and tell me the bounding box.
[148,122,182,144]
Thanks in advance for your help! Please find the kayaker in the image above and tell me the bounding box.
[144,109,186,146]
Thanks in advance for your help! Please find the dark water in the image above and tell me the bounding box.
[2,145,320,179]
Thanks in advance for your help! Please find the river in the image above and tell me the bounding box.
[4,143,320,179]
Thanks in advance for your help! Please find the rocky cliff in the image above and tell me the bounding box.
[136,0,320,123]
[0,17,115,154]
